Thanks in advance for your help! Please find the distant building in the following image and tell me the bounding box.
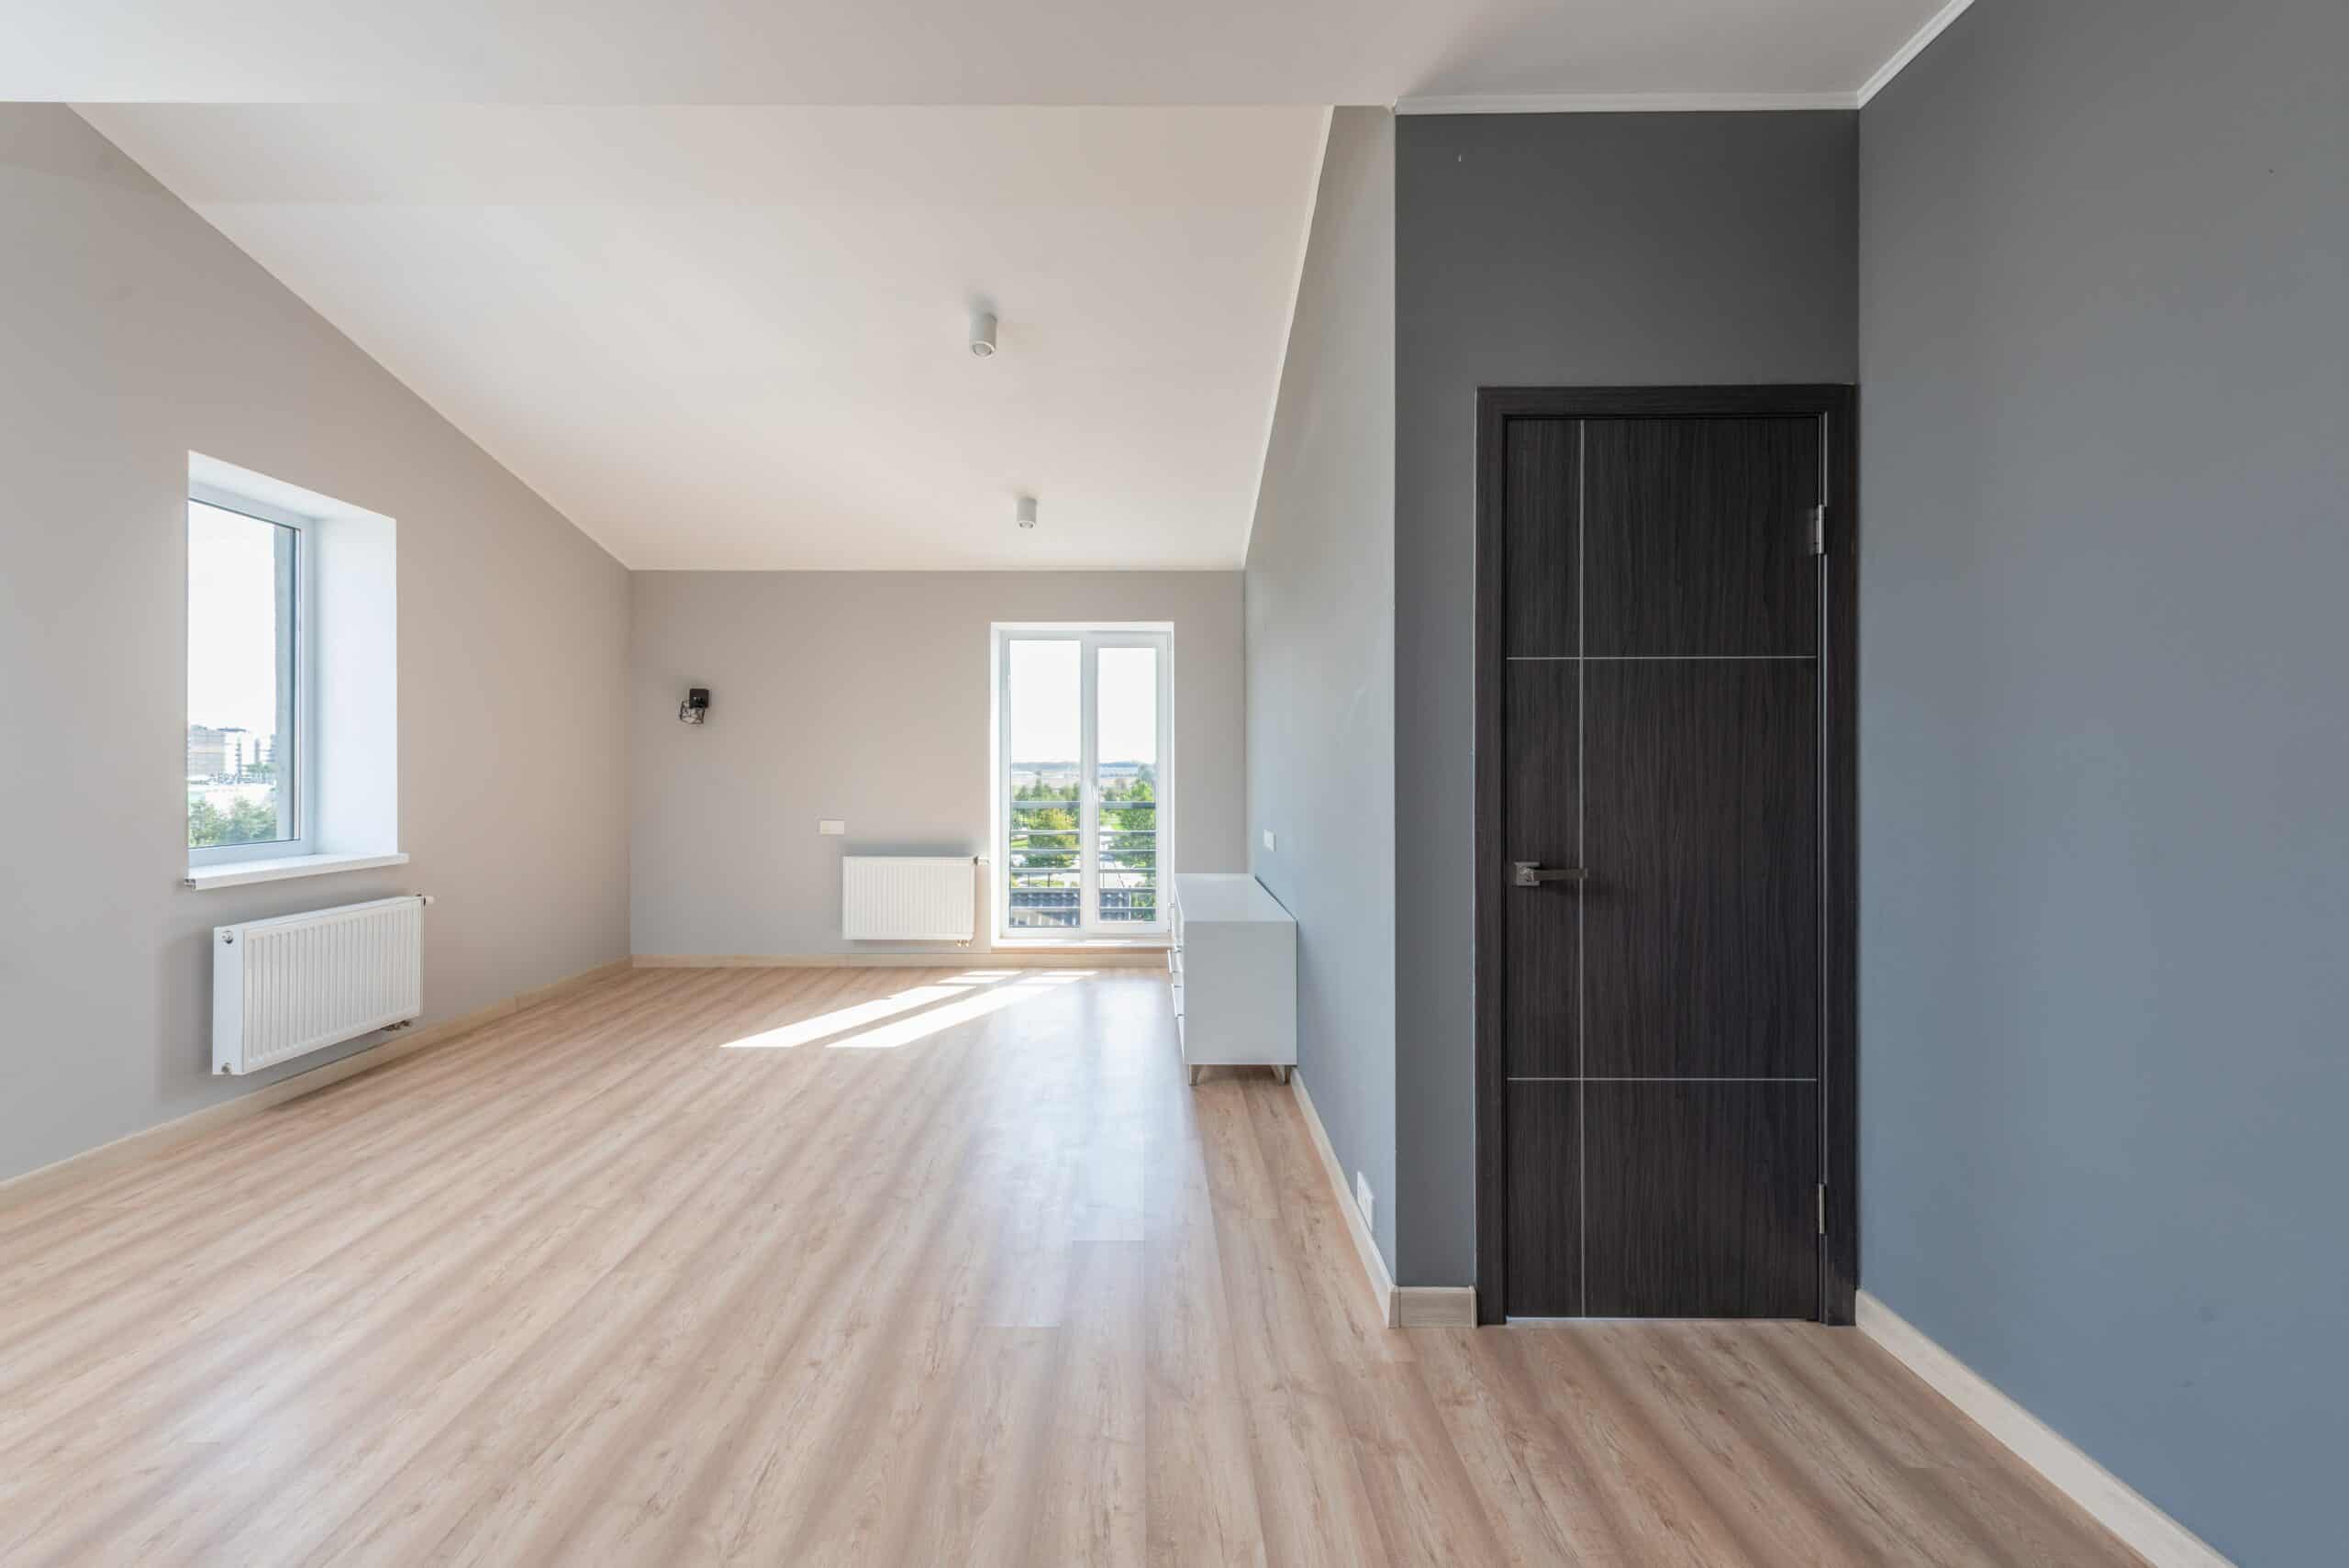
[187,725,268,779]
[187,725,230,779]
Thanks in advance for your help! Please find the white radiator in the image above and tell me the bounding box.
[213,895,428,1074]
[841,856,977,941]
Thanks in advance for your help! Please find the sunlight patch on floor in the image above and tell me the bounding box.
[825,971,1095,1050]
[718,979,991,1050]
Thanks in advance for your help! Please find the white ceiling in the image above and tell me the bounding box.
[29,2,1948,105]
[83,106,1330,569]
[66,5,1955,569]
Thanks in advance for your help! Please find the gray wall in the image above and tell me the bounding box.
[1394,111,1858,1284]
[1245,108,1399,1267]
[1859,5,2348,1562]
[629,571,1245,958]
[0,106,632,1184]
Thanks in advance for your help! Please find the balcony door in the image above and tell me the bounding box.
[996,626,1173,939]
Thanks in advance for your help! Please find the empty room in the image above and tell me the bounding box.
[2,2,2339,1563]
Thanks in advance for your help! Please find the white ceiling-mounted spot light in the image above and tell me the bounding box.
[969,309,998,358]
[1016,495,1038,530]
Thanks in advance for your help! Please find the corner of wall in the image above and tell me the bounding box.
[1244,103,1402,1274]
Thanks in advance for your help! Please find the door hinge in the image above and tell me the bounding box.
[1807,503,1828,556]
[1817,1184,1828,1234]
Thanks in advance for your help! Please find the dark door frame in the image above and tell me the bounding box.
[1473,384,1859,1326]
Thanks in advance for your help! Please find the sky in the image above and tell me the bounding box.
[187,500,287,735]
[1008,639,1158,767]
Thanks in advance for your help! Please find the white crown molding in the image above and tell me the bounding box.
[1857,1292,2237,1568]
[1395,91,1855,116]
[1857,0,1977,106]
[1392,0,1980,117]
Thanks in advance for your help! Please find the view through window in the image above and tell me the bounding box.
[187,499,296,851]
[1001,629,1169,934]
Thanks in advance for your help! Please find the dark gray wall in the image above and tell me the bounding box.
[0,106,631,1184]
[1246,107,1400,1267]
[1393,111,1857,1284]
[1860,5,2347,1562]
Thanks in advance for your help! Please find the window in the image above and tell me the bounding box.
[187,490,308,863]
[995,626,1173,939]
[184,452,402,885]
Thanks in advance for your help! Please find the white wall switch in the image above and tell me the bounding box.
[818,819,845,836]
[1354,1172,1375,1233]
[1262,828,1277,851]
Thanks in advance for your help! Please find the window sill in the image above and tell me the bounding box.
[991,937,1170,952]
[184,851,408,890]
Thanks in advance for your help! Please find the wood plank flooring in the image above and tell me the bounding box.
[0,966,2144,1566]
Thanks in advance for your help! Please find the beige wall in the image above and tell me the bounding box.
[630,571,1245,957]
[0,106,632,1183]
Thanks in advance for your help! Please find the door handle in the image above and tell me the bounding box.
[1512,862,1586,887]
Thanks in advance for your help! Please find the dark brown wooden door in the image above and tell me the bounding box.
[1484,402,1835,1320]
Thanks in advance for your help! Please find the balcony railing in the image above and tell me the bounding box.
[1006,793,1159,926]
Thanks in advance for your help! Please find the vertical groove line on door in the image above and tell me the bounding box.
[1816,413,1831,1321]
[1576,417,1588,1318]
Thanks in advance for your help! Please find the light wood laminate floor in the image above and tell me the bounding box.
[0,966,2144,1566]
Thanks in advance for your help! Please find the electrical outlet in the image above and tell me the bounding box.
[1262,828,1277,851]
[818,819,845,836]
[1354,1172,1375,1232]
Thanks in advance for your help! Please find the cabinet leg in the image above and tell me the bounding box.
[1274,1065,1291,1084]
[1187,1065,1203,1086]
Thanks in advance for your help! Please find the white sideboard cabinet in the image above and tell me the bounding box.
[1169,873,1297,1084]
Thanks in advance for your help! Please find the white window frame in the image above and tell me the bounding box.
[992,623,1175,942]
[186,483,318,869]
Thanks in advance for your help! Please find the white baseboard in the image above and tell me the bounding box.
[1856,1291,2234,1568]
[1286,1071,1477,1329]
[1286,1071,1400,1327]
[632,950,1167,970]
[0,956,631,1213]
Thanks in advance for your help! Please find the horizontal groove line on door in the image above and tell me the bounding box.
[1505,653,1818,662]
[1508,1076,1821,1084]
